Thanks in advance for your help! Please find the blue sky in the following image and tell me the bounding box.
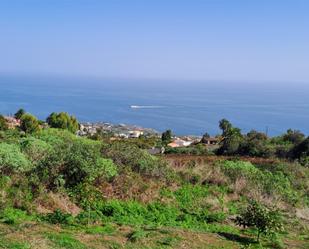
[0,0,309,82]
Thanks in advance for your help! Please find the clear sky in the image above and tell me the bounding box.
[0,0,309,82]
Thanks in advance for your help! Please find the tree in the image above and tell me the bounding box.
[14,108,26,119]
[0,115,8,131]
[20,113,40,133]
[46,112,79,133]
[235,200,283,242]
[238,130,272,157]
[290,136,309,159]
[283,129,305,145]
[219,119,232,136]
[217,119,243,155]
[200,132,210,143]
[161,129,172,145]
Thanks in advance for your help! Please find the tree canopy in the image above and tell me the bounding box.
[218,119,243,155]
[46,112,79,133]
[20,113,40,134]
[161,129,172,145]
[14,108,26,119]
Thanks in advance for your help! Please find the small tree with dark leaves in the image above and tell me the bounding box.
[235,200,283,242]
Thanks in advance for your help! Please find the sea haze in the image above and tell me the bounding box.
[0,75,308,136]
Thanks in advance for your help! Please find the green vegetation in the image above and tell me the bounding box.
[20,113,41,133]
[0,115,8,131]
[161,129,172,145]
[0,110,309,248]
[47,112,79,133]
[14,108,26,120]
[235,201,283,242]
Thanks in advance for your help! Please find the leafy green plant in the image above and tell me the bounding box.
[0,115,8,131]
[43,209,74,225]
[0,207,32,225]
[20,113,41,133]
[46,232,87,249]
[0,143,32,174]
[84,224,115,235]
[127,229,149,242]
[46,112,79,133]
[221,160,260,181]
[235,201,283,242]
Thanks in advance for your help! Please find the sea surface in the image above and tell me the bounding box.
[1,75,309,136]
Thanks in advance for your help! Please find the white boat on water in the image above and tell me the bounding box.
[130,105,163,109]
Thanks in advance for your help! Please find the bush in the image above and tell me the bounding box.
[43,209,74,225]
[0,143,32,174]
[102,142,168,177]
[0,115,8,131]
[64,139,117,186]
[20,113,40,133]
[235,200,283,242]
[0,207,32,224]
[20,137,52,165]
[35,129,117,188]
[220,160,260,181]
[165,144,211,155]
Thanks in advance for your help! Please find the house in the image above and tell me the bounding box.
[201,137,219,145]
[168,138,193,148]
[128,130,143,138]
[4,116,20,129]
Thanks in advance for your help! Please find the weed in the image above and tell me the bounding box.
[0,208,32,225]
[46,232,87,249]
[127,229,149,242]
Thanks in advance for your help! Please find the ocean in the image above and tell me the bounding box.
[1,75,308,136]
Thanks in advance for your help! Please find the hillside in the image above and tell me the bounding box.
[0,118,309,248]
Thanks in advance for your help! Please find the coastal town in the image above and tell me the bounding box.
[3,115,219,150]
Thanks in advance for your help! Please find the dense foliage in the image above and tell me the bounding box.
[47,112,79,133]
[0,115,8,131]
[20,113,41,133]
[236,201,283,242]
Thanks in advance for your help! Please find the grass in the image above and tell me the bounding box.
[45,232,88,249]
[0,240,31,249]
[0,220,308,249]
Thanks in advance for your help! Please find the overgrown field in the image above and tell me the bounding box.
[1,127,309,248]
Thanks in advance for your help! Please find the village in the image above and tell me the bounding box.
[3,115,220,151]
[78,122,219,149]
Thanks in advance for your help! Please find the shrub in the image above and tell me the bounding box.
[0,115,8,131]
[0,143,32,174]
[102,142,168,177]
[64,139,117,186]
[235,200,283,242]
[20,137,52,165]
[35,129,117,188]
[20,113,40,133]
[43,209,74,225]
[220,160,260,181]
[0,207,32,224]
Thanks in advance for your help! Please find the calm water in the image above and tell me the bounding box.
[1,75,308,136]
